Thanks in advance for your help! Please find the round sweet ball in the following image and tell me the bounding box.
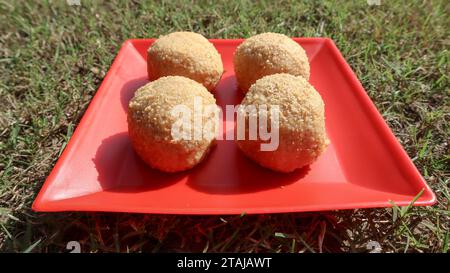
[128,76,217,172]
[235,73,329,173]
[233,32,310,92]
[147,31,224,92]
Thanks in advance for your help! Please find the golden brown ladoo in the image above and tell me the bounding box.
[235,73,329,172]
[233,32,310,92]
[147,32,223,92]
[128,76,217,172]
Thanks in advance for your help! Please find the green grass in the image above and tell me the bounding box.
[0,0,448,252]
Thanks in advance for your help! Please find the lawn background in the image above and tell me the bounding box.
[0,0,448,252]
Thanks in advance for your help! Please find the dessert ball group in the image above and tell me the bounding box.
[128,31,328,173]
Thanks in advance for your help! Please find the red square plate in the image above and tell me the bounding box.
[32,38,435,214]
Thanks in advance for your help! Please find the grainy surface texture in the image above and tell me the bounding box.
[236,73,328,172]
[148,31,223,91]
[0,0,448,253]
[128,76,217,172]
[234,32,310,92]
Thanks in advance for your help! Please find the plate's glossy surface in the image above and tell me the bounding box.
[32,38,435,214]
